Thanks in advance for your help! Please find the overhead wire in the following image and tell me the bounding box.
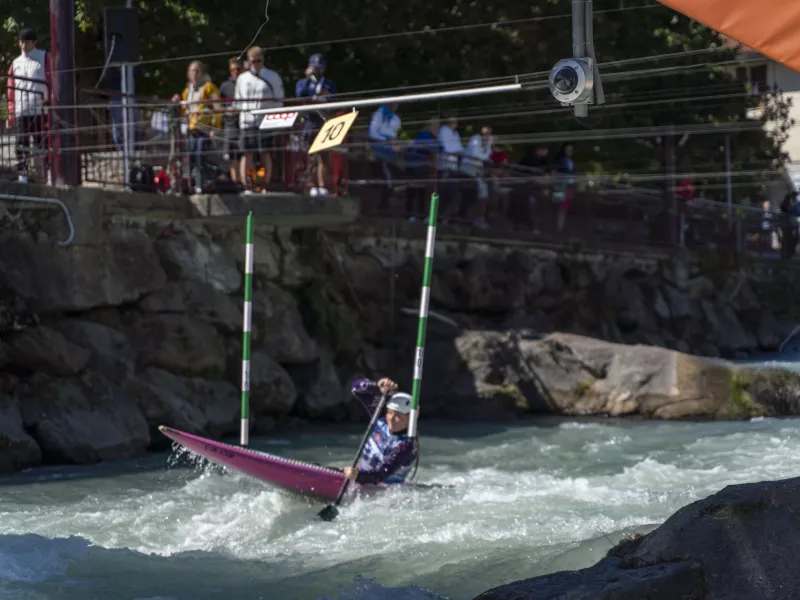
[58,2,666,75]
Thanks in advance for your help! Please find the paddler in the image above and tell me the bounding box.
[343,377,419,485]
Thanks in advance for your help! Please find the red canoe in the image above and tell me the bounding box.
[159,425,368,502]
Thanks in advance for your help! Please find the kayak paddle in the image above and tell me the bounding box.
[318,391,390,522]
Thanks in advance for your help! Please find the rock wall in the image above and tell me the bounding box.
[327,225,800,362]
[2,211,800,473]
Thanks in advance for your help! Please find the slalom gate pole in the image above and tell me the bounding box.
[408,192,439,438]
[240,211,254,446]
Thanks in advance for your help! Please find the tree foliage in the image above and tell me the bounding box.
[0,0,793,203]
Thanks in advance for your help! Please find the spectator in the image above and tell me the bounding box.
[295,53,337,196]
[553,143,577,232]
[489,144,511,218]
[404,117,441,220]
[461,125,493,229]
[7,27,51,184]
[171,60,222,194]
[235,45,285,194]
[676,177,696,246]
[219,57,243,184]
[779,191,799,259]
[368,101,401,212]
[437,115,464,221]
[761,199,780,252]
[520,144,550,170]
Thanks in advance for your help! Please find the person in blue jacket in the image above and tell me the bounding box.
[344,377,419,485]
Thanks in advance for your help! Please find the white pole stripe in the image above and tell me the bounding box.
[418,286,431,318]
[242,302,252,332]
[413,347,424,380]
[408,408,419,438]
[240,419,249,446]
[245,243,254,274]
[241,359,250,391]
[424,227,436,258]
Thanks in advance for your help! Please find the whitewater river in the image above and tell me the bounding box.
[3,406,800,599]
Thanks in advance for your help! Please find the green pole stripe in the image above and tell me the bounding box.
[408,193,439,438]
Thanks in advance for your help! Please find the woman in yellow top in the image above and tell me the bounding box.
[171,61,222,193]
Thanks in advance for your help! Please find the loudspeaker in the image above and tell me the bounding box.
[104,7,140,64]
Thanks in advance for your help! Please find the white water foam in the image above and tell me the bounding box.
[3,418,800,599]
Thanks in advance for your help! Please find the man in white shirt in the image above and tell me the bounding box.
[437,116,464,220]
[6,28,51,183]
[461,125,493,228]
[368,102,401,211]
[234,46,284,193]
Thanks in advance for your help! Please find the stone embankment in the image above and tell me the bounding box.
[2,205,800,472]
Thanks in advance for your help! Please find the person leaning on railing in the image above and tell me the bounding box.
[219,57,243,185]
[6,27,51,184]
[171,60,222,194]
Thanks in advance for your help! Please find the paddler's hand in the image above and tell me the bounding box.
[377,378,398,394]
[343,467,358,481]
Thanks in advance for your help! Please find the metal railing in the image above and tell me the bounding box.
[3,84,795,259]
[74,90,349,195]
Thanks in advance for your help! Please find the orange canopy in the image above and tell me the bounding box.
[659,0,800,72]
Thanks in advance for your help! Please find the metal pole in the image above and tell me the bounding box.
[49,0,80,185]
[240,211,254,446]
[572,0,588,118]
[253,83,522,116]
[725,134,733,229]
[408,192,439,439]
[125,0,135,163]
[121,64,130,187]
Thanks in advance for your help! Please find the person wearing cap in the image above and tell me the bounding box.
[295,53,337,196]
[7,27,52,183]
[345,376,419,485]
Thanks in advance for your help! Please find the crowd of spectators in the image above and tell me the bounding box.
[10,29,793,257]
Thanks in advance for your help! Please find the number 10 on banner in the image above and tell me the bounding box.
[308,110,359,155]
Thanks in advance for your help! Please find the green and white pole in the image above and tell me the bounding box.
[408,192,439,438]
[240,211,254,446]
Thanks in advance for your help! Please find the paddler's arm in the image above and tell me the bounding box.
[350,377,398,415]
[344,439,417,484]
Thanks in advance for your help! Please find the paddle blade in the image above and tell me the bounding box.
[318,504,339,522]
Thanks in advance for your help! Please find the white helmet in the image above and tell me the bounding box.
[386,392,412,414]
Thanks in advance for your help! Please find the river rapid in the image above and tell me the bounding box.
[3,409,800,599]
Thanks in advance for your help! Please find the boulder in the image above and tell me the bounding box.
[18,371,150,464]
[285,349,347,419]
[129,368,239,440]
[223,228,281,280]
[715,306,759,356]
[125,313,227,377]
[475,476,800,600]
[251,282,318,364]
[154,229,241,293]
[0,284,37,334]
[0,231,167,313]
[54,320,135,383]
[474,557,705,600]
[6,325,90,376]
[224,344,297,428]
[452,331,800,420]
[274,227,315,288]
[0,395,41,473]
[138,281,244,334]
[248,350,297,416]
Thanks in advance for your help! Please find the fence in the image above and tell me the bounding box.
[0,74,51,184]
[74,90,349,195]
[1,82,794,259]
